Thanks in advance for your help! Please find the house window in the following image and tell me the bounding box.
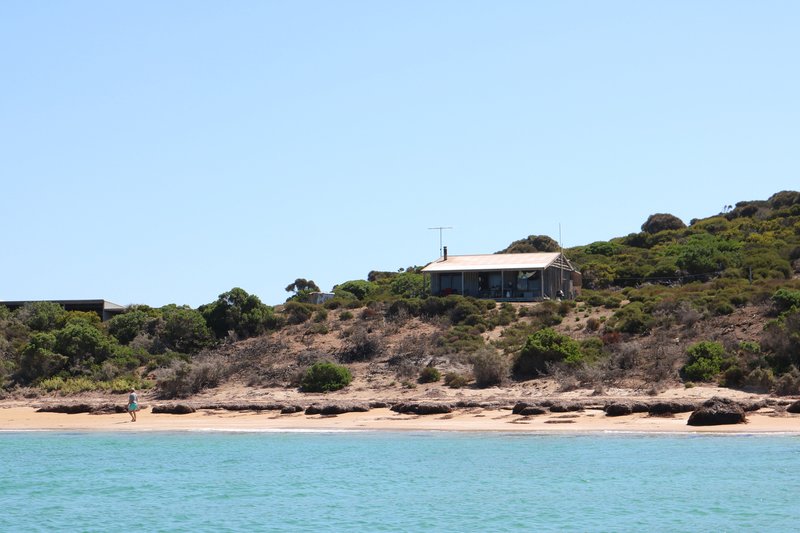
[516,271,540,291]
[439,274,462,292]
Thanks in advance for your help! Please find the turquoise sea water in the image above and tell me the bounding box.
[1,431,798,532]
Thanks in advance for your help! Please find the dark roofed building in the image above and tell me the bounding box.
[0,300,127,322]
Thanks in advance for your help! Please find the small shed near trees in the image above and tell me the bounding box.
[421,249,581,301]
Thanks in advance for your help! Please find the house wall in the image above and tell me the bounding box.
[430,266,578,300]
[463,272,479,296]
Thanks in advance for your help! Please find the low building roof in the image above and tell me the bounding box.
[0,299,125,310]
[422,253,567,273]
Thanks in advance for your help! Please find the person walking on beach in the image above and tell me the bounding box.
[128,388,139,422]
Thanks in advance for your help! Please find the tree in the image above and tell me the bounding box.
[16,301,67,332]
[200,288,277,339]
[19,332,67,382]
[107,309,152,345]
[497,235,559,254]
[284,278,321,302]
[641,213,686,234]
[390,271,426,298]
[157,305,213,354]
[54,323,113,369]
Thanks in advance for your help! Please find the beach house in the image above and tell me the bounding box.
[421,248,581,301]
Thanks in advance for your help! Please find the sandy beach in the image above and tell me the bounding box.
[2,404,799,434]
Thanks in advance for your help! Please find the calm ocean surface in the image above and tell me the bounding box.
[1,430,798,532]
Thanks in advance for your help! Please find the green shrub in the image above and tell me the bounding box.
[608,302,653,334]
[775,367,800,396]
[772,288,800,314]
[387,299,422,318]
[390,272,426,298]
[418,366,441,384]
[449,299,485,325]
[721,366,745,388]
[313,309,328,323]
[682,341,729,382]
[712,301,735,316]
[339,310,354,321]
[39,376,99,394]
[283,301,315,325]
[333,280,376,300]
[514,328,583,377]
[444,372,469,388]
[744,367,775,393]
[300,361,353,392]
[436,325,486,354]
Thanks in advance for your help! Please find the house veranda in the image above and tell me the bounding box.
[421,251,581,302]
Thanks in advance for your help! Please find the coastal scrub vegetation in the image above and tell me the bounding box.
[1,191,800,397]
[300,361,353,392]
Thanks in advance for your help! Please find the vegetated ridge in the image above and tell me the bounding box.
[2,190,800,403]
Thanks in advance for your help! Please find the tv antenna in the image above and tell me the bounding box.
[428,226,453,257]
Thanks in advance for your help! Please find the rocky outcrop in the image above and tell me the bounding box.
[37,404,94,414]
[742,400,768,412]
[648,401,698,416]
[305,403,370,415]
[687,397,746,426]
[151,404,196,415]
[280,405,304,414]
[198,403,287,411]
[786,400,800,414]
[390,402,452,415]
[549,402,585,413]
[604,401,649,417]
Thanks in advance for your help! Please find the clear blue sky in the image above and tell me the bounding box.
[2,2,798,308]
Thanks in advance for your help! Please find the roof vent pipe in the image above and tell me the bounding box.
[443,246,448,261]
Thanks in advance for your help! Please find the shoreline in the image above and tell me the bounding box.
[2,406,799,435]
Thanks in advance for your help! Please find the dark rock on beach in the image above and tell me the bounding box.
[512,401,544,415]
[549,402,584,413]
[199,403,286,412]
[390,402,452,415]
[36,403,95,414]
[305,403,370,415]
[152,404,196,415]
[604,401,649,417]
[687,397,746,426]
[786,400,800,414]
[280,405,304,414]
[519,405,547,416]
[648,401,697,416]
[90,403,128,414]
[742,400,768,412]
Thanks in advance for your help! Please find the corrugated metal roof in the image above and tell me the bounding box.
[421,253,563,273]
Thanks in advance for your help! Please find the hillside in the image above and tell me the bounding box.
[2,190,800,402]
